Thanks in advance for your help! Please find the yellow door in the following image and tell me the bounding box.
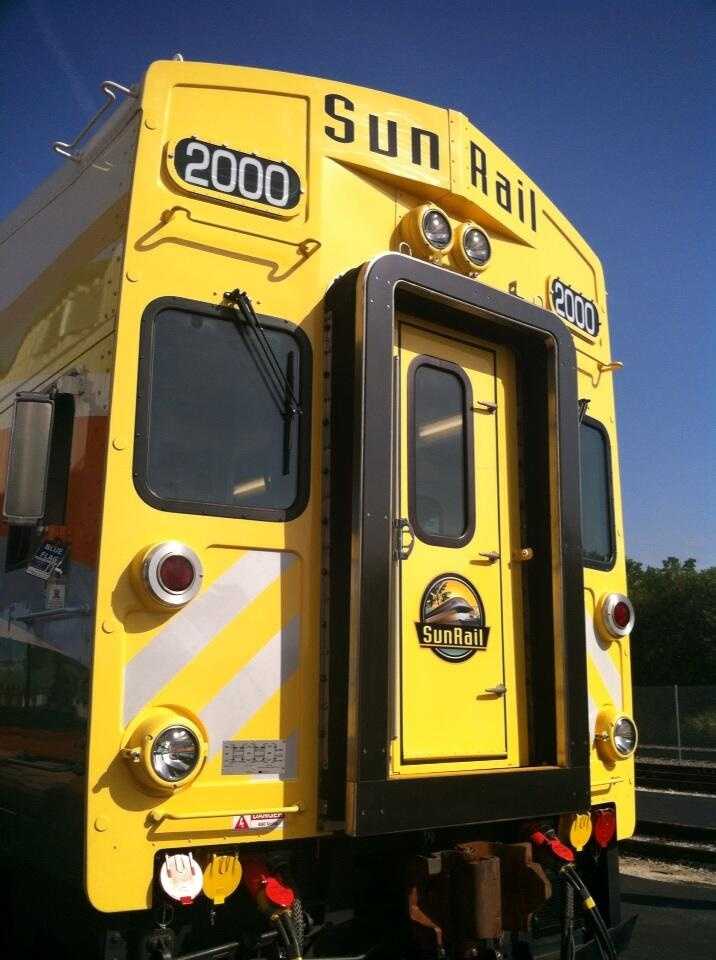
[396,320,523,770]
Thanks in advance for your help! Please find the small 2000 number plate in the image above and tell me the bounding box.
[174,138,301,209]
[222,739,287,775]
[549,277,600,337]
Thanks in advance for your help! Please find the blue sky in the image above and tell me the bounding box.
[1,0,713,567]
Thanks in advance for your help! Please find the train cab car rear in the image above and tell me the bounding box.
[0,60,636,960]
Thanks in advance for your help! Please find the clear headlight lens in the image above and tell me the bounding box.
[151,726,200,782]
[422,209,452,249]
[613,716,637,757]
[462,226,491,266]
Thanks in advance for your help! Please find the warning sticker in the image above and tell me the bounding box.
[232,812,285,832]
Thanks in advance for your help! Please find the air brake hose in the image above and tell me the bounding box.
[560,864,617,960]
[275,907,304,960]
[560,878,576,960]
[529,829,617,960]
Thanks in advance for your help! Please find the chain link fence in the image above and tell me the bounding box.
[634,685,716,761]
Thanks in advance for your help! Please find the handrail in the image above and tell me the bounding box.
[148,803,303,824]
[12,605,90,623]
[52,80,137,162]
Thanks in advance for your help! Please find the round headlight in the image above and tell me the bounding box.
[151,725,200,782]
[595,706,638,761]
[462,225,491,266]
[613,716,638,757]
[421,208,452,250]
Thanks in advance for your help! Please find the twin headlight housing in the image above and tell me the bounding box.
[401,204,491,273]
[123,544,207,791]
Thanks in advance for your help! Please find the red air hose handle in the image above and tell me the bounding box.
[243,859,296,909]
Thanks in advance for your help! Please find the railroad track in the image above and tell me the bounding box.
[626,764,716,865]
[636,760,716,795]
[622,822,716,866]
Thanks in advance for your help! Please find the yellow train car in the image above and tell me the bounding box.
[0,61,637,960]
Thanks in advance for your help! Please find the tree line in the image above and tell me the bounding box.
[626,557,716,685]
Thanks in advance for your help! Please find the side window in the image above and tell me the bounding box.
[580,418,615,568]
[409,357,475,546]
[134,300,311,521]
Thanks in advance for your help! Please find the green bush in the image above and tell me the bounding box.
[627,558,716,685]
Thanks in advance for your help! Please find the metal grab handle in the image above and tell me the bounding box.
[12,605,90,623]
[393,518,415,560]
[482,683,507,697]
[149,803,303,824]
[52,80,137,161]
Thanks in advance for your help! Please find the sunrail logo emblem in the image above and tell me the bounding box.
[416,575,490,663]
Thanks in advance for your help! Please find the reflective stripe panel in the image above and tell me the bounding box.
[585,611,623,712]
[201,615,301,757]
[588,694,599,741]
[123,550,295,725]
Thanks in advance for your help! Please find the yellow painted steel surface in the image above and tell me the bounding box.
[0,58,635,914]
[395,323,525,772]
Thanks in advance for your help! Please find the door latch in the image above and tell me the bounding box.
[471,400,497,414]
[393,518,415,560]
[482,683,507,697]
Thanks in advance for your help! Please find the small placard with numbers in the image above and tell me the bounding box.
[221,739,287,776]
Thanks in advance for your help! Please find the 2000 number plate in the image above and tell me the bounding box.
[549,277,600,337]
[174,138,301,210]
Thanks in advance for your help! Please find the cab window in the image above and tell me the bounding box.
[580,418,615,568]
[134,299,311,521]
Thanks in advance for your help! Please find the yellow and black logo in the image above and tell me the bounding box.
[416,574,489,663]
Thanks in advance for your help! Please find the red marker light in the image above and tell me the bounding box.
[601,593,635,637]
[158,554,196,593]
[592,808,617,848]
[612,601,632,631]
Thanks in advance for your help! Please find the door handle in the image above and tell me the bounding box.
[481,683,507,697]
[472,551,500,564]
[393,518,415,560]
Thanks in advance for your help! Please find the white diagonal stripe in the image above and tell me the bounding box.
[201,616,301,757]
[123,550,295,724]
[585,611,622,710]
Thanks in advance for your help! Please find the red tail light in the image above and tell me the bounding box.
[601,593,635,637]
[158,554,196,593]
[142,541,203,607]
[612,601,631,630]
[592,807,617,848]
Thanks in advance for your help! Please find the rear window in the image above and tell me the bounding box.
[580,419,615,568]
[134,300,311,521]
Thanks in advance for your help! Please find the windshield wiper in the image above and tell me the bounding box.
[224,289,301,476]
[224,289,302,419]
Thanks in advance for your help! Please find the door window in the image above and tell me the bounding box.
[409,357,474,546]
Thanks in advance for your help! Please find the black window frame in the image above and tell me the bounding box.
[133,296,312,522]
[580,414,617,571]
[407,353,475,547]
